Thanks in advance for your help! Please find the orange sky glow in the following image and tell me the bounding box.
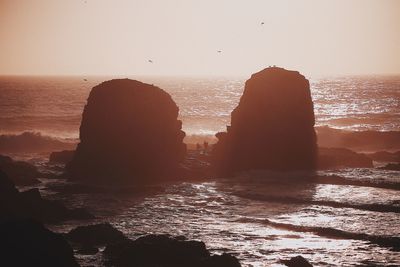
[0,0,399,77]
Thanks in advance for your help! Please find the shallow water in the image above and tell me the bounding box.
[33,167,399,267]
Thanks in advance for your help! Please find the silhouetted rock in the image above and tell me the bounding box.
[49,150,75,164]
[379,163,400,171]
[104,234,241,267]
[316,126,400,152]
[367,151,400,163]
[66,79,186,184]
[281,255,313,267]
[0,219,79,267]
[213,67,317,175]
[0,170,93,223]
[0,131,76,153]
[66,223,127,247]
[0,155,41,185]
[318,147,373,169]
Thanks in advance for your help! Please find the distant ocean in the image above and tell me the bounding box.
[1,75,400,266]
[0,75,399,141]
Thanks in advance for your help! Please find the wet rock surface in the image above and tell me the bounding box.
[67,79,186,184]
[213,67,317,175]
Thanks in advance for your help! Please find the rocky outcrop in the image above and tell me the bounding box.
[318,147,373,169]
[379,163,400,171]
[0,219,79,267]
[49,150,75,164]
[367,151,400,163]
[66,79,186,184]
[0,170,93,223]
[213,67,317,175]
[316,127,400,152]
[0,155,41,185]
[104,234,241,267]
[281,255,313,267]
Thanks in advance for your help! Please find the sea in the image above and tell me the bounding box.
[0,75,399,266]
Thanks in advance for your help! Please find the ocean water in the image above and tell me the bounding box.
[0,75,399,139]
[1,75,400,266]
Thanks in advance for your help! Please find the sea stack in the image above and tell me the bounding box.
[66,79,186,183]
[213,67,317,175]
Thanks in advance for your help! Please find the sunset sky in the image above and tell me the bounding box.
[0,0,399,77]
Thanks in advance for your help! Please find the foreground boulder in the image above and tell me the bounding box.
[0,154,41,185]
[213,67,317,175]
[0,170,93,223]
[318,147,373,169]
[104,234,241,267]
[67,79,186,184]
[0,219,79,267]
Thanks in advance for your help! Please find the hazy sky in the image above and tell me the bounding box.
[0,0,399,76]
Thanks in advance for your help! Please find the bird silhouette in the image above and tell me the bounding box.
[83,78,88,82]
[217,50,222,53]
[148,59,153,63]
[261,22,265,25]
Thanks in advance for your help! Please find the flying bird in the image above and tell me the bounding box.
[261,22,265,25]
[217,50,222,53]
[83,78,88,82]
[148,59,153,63]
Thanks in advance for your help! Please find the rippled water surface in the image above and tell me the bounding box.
[34,168,399,267]
[0,75,399,138]
[2,75,400,266]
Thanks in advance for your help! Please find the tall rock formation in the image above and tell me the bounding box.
[67,79,186,183]
[213,67,317,175]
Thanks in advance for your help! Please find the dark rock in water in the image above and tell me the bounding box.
[213,67,317,175]
[379,163,400,171]
[0,219,79,267]
[318,147,373,169]
[49,150,75,164]
[0,170,93,223]
[104,234,241,267]
[67,79,186,184]
[0,154,41,185]
[281,255,313,267]
[66,223,127,247]
[367,150,400,163]
[316,126,400,152]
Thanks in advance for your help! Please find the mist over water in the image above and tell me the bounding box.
[1,75,400,266]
